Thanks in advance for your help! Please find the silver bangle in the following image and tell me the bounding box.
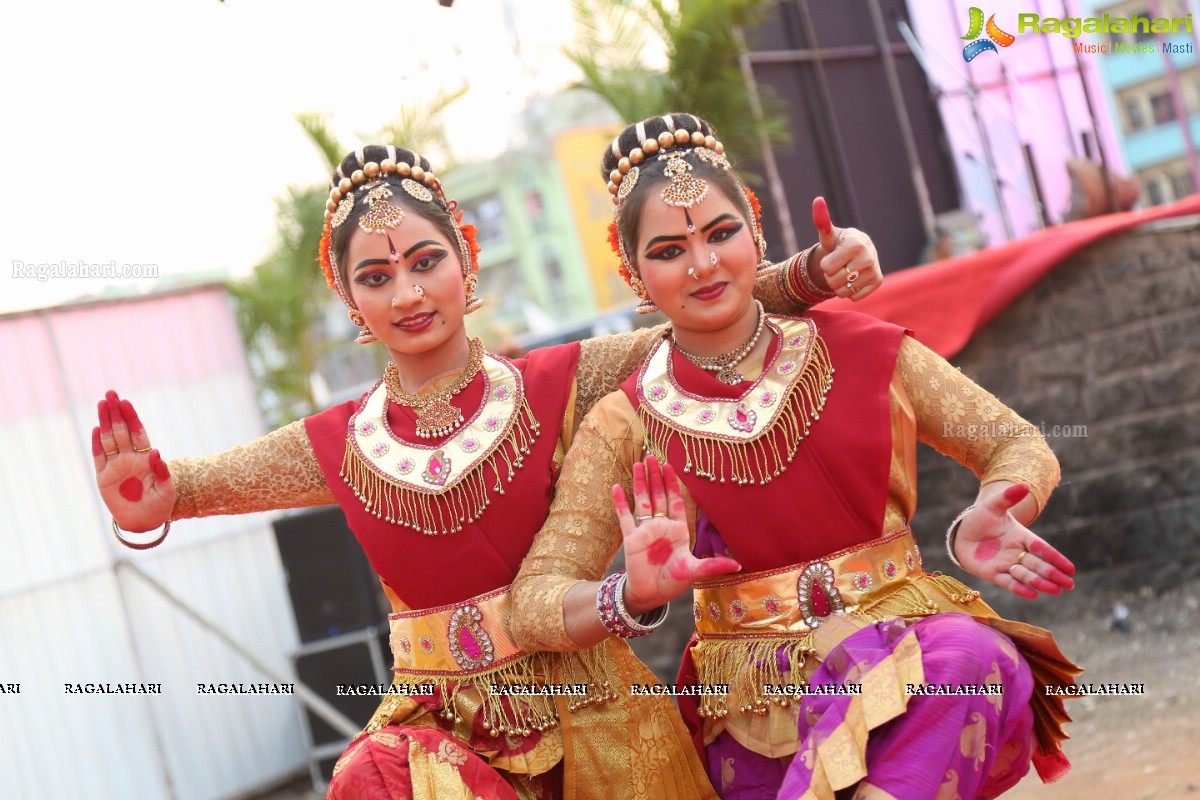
[112,518,171,550]
[945,504,977,570]
[614,573,668,634]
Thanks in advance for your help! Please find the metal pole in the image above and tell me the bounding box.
[1065,0,1115,211]
[867,0,937,241]
[116,559,362,738]
[1035,0,1080,158]
[734,26,799,255]
[1149,0,1200,193]
[795,0,866,226]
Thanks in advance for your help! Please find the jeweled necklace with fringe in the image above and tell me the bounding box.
[384,337,484,439]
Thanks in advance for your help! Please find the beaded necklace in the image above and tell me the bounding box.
[671,300,766,385]
[384,337,484,438]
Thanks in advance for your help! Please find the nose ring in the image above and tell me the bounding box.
[710,252,720,267]
[687,267,699,280]
[414,285,426,299]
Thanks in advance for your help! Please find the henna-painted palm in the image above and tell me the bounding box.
[93,389,175,532]
[612,455,741,615]
[954,484,1076,599]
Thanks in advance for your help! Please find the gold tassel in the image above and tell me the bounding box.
[922,573,983,605]
[392,646,618,737]
[641,335,833,486]
[341,396,541,535]
[859,583,943,621]
[692,634,817,719]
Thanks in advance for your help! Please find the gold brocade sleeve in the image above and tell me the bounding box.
[170,420,336,519]
[511,393,644,653]
[897,336,1061,513]
[570,262,812,424]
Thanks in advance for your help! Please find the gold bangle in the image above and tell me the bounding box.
[111,518,171,550]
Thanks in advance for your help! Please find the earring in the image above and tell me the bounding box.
[630,276,658,315]
[464,274,484,314]
[348,309,376,345]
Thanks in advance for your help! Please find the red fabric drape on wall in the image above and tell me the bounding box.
[824,195,1200,357]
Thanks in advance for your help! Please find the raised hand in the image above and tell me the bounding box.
[613,455,740,617]
[953,484,1076,599]
[93,389,175,534]
[811,196,882,300]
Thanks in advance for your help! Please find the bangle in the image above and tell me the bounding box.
[789,245,835,304]
[596,572,667,639]
[945,504,976,570]
[112,518,171,550]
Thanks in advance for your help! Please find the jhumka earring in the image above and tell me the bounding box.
[630,276,658,315]
[348,309,376,345]
[464,274,484,314]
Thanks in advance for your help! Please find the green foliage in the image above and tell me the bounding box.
[567,0,790,171]
[229,185,329,426]
[232,92,466,424]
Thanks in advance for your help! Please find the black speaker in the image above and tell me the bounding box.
[273,506,388,642]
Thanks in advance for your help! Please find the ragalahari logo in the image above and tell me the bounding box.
[961,7,1016,61]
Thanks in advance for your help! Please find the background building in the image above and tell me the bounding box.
[1084,0,1200,205]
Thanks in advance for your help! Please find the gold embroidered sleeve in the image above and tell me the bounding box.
[755,257,813,316]
[574,325,668,422]
[170,420,336,519]
[511,394,639,652]
[898,336,1061,513]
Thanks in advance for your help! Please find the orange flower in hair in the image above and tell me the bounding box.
[452,207,483,274]
[608,219,633,287]
[744,186,765,241]
[318,218,335,290]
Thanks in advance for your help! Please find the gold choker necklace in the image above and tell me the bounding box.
[672,301,766,385]
[384,338,484,438]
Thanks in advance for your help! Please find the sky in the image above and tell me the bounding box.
[0,0,593,314]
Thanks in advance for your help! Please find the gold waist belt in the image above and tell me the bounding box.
[387,585,614,737]
[690,528,990,717]
[389,585,524,677]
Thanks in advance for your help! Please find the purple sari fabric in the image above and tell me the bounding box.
[704,614,1034,800]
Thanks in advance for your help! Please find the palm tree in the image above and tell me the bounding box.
[568,0,789,171]
[232,93,466,426]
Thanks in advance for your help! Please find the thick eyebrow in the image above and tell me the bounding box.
[643,234,686,252]
[403,239,444,258]
[702,213,739,233]
[353,258,391,273]
[643,213,741,252]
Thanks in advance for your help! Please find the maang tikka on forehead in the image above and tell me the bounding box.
[358,183,405,234]
[657,146,733,209]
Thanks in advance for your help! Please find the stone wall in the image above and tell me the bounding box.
[631,220,1200,681]
[915,219,1200,624]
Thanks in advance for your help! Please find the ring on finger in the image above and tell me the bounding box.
[104,449,119,457]
[845,269,860,283]
[653,512,667,518]
[635,514,654,522]
[134,446,152,453]
[1016,550,1028,565]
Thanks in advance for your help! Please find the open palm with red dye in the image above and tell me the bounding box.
[92,389,175,533]
[613,455,741,616]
